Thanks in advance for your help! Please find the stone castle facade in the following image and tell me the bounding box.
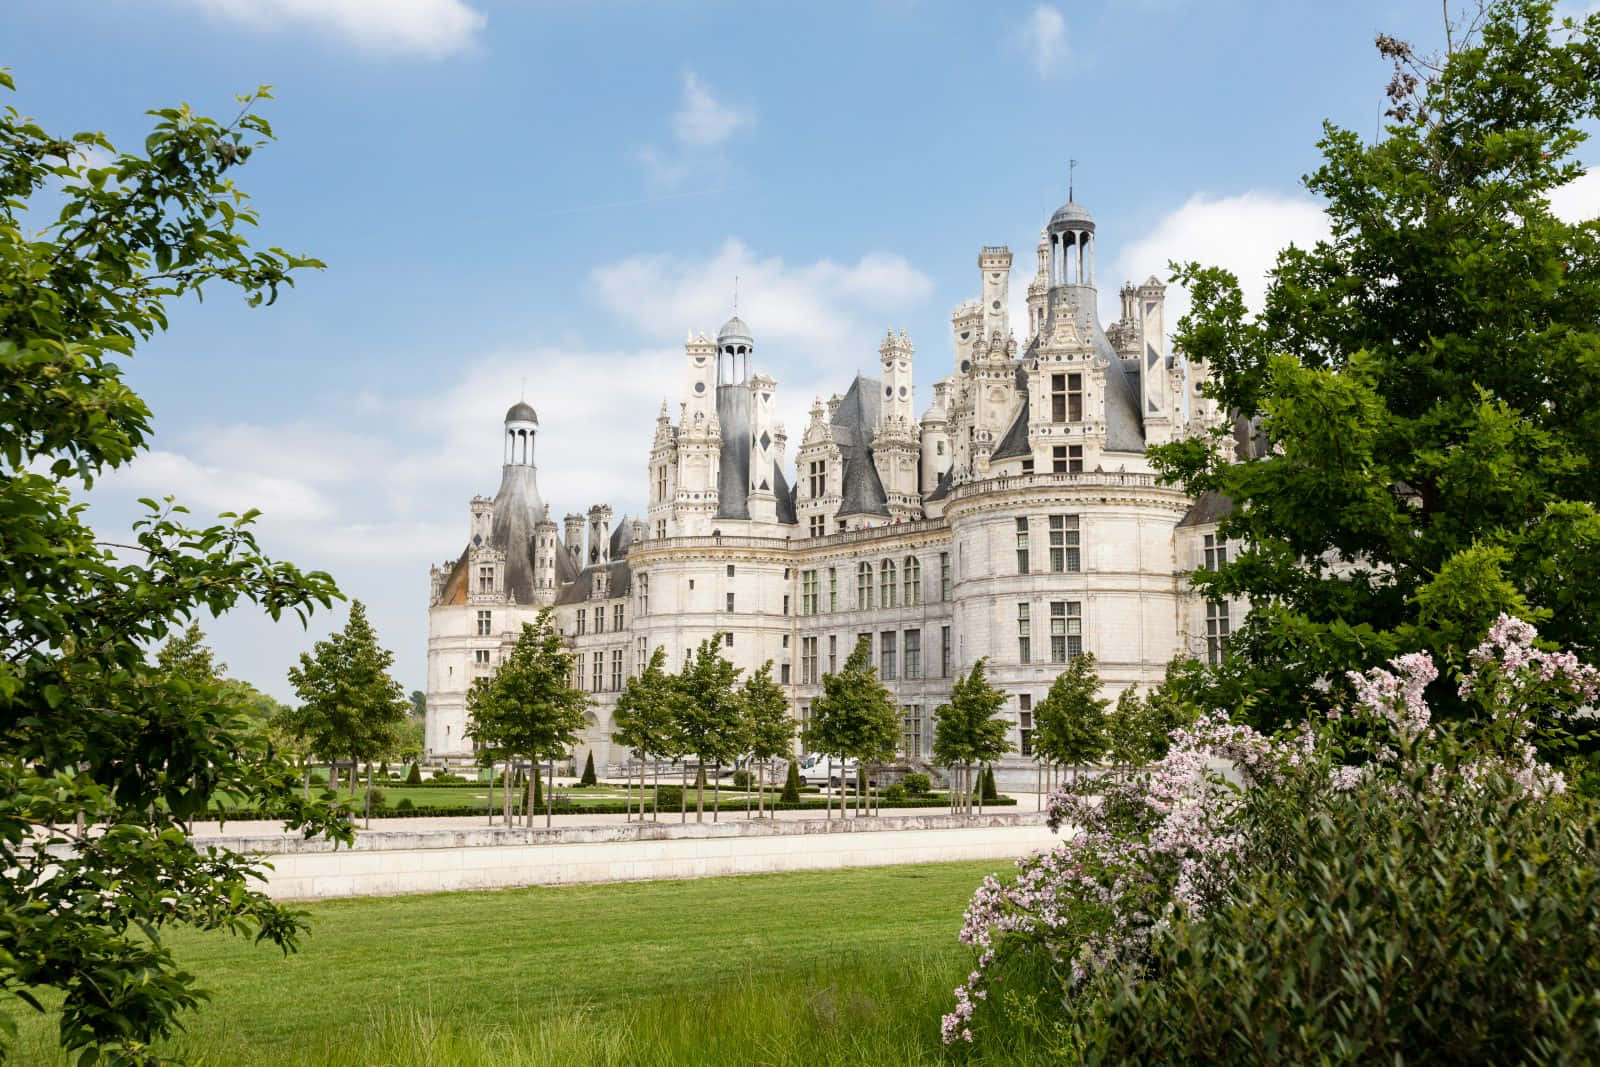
[425,191,1238,770]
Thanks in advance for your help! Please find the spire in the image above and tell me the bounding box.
[1069,157,1077,202]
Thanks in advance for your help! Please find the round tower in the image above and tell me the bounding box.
[504,400,538,466]
[1047,191,1095,290]
[717,315,753,385]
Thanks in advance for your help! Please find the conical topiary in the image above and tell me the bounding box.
[405,762,422,786]
[579,752,597,786]
[781,760,801,804]
[981,765,999,801]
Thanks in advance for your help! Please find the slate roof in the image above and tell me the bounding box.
[1177,490,1234,529]
[715,384,751,520]
[488,463,546,604]
[832,374,891,518]
[553,558,632,605]
[992,392,1032,460]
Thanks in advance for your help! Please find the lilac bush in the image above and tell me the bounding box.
[943,614,1600,1045]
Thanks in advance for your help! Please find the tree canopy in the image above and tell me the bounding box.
[1152,0,1600,730]
[466,609,589,768]
[1032,653,1109,771]
[803,635,899,767]
[0,77,344,1064]
[284,600,410,783]
[673,635,747,818]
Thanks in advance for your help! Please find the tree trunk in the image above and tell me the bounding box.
[303,761,311,801]
[364,760,373,829]
[680,762,688,824]
[546,758,553,828]
[757,763,765,818]
[826,757,833,822]
[713,761,720,823]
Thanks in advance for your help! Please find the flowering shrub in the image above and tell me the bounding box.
[943,614,1600,1048]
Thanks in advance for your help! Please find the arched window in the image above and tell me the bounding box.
[857,562,873,610]
[881,559,897,608]
[904,556,921,606]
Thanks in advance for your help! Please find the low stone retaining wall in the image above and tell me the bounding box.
[201,813,1060,900]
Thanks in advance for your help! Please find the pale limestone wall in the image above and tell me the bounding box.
[211,814,1061,900]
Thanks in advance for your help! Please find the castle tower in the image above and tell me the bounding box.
[504,400,538,466]
[951,300,982,377]
[674,330,722,535]
[1026,230,1049,341]
[717,315,753,386]
[1038,181,1111,471]
[920,379,952,493]
[979,246,1012,340]
[533,517,558,605]
[587,504,613,567]
[747,371,781,524]
[564,513,585,560]
[1138,276,1173,445]
[874,329,921,520]
[647,401,677,541]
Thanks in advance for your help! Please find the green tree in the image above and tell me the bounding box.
[740,660,796,817]
[804,636,898,818]
[611,646,680,821]
[0,78,346,1064]
[672,636,747,822]
[1152,0,1600,731]
[466,610,588,828]
[409,689,426,718]
[933,659,1012,815]
[1104,688,1160,777]
[285,600,410,822]
[1033,653,1110,790]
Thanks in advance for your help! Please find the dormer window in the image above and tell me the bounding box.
[477,565,495,594]
[1051,373,1083,422]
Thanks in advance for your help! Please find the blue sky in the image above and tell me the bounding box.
[6,0,1598,700]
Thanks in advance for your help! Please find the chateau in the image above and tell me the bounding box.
[425,190,1236,771]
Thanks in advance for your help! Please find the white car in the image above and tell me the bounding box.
[797,753,861,788]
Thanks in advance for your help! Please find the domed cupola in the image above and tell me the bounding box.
[504,399,538,466]
[717,313,753,385]
[1046,175,1096,289]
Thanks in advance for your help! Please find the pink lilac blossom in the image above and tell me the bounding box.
[942,616,1594,1045]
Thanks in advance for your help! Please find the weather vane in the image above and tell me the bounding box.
[1069,158,1078,201]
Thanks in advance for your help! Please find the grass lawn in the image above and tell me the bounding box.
[11,861,1051,1066]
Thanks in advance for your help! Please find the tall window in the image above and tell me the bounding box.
[781,663,791,684]
[880,559,897,608]
[941,625,952,677]
[592,653,604,692]
[474,649,491,670]
[1016,517,1031,573]
[1019,694,1034,757]
[940,552,951,601]
[802,570,819,615]
[828,567,839,612]
[857,562,874,610]
[574,652,584,689]
[1052,445,1084,473]
[476,610,492,636]
[904,556,921,605]
[828,634,838,674]
[1051,601,1082,662]
[880,631,897,680]
[783,594,791,616]
[639,573,648,614]
[727,564,736,578]
[1204,533,1228,570]
[802,636,818,684]
[809,515,826,538]
[904,628,921,679]
[1049,515,1081,573]
[595,608,605,634]
[477,565,494,594]
[611,649,623,691]
[1051,372,1083,422]
[656,465,667,502]
[577,608,586,636]
[808,459,828,498]
[1017,603,1032,664]
[614,603,624,630]
[901,705,923,758]
[1206,600,1231,665]
[726,592,735,613]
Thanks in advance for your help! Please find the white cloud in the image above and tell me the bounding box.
[104,449,335,522]
[1550,166,1600,224]
[672,73,752,148]
[171,0,486,57]
[1023,5,1068,77]
[637,72,754,189]
[1104,190,1331,331]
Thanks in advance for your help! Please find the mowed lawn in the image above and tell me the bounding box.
[14,860,1049,1066]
